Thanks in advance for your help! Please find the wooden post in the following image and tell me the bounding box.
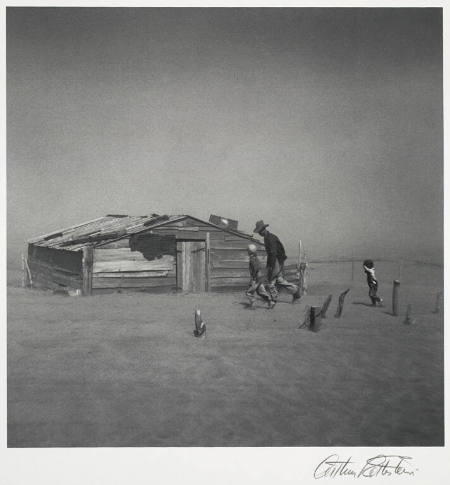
[24,256,33,288]
[21,253,26,288]
[309,306,322,332]
[303,254,308,295]
[299,305,322,332]
[335,288,350,318]
[321,294,333,318]
[205,232,211,292]
[298,262,307,297]
[433,292,442,314]
[82,246,94,296]
[392,280,400,316]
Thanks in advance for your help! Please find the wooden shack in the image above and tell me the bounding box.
[26,214,268,295]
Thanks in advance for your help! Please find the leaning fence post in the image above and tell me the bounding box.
[335,289,350,318]
[392,280,400,316]
[321,294,333,318]
[23,256,33,288]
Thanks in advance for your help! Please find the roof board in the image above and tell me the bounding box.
[28,214,262,250]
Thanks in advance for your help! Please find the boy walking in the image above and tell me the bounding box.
[246,244,276,309]
[363,259,383,306]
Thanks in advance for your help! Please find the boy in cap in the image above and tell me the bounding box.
[253,220,301,303]
[246,244,276,309]
[363,259,383,306]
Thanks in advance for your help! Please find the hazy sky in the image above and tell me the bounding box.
[7,8,443,264]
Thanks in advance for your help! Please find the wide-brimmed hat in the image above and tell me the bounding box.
[253,220,269,234]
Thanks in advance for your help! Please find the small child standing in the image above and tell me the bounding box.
[363,259,383,306]
[246,244,276,309]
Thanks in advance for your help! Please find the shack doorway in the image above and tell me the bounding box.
[176,241,206,292]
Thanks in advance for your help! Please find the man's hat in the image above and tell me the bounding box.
[253,220,269,234]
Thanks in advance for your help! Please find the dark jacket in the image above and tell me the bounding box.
[263,231,287,270]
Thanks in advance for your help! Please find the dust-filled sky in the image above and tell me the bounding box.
[7,7,443,264]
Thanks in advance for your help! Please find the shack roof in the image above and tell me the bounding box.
[28,214,262,251]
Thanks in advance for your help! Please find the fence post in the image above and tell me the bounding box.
[309,306,322,332]
[321,294,333,318]
[82,246,94,296]
[335,289,350,318]
[392,280,400,316]
[21,254,26,287]
[298,262,307,296]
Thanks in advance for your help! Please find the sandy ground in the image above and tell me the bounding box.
[7,263,444,447]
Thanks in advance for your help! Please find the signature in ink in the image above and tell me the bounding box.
[314,454,416,479]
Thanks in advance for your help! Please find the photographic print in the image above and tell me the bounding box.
[6,3,444,458]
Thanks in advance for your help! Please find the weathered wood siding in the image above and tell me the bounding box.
[151,217,265,290]
[28,216,299,294]
[209,234,266,289]
[27,244,83,290]
[92,239,177,292]
[153,217,298,290]
[92,217,266,292]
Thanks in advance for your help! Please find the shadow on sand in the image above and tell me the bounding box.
[352,301,376,307]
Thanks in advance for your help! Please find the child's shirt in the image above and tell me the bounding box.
[249,254,263,282]
[363,265,378,286]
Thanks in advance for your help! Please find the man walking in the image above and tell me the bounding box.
[253,220,301,303]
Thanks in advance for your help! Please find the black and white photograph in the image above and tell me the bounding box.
[2,2,449,484]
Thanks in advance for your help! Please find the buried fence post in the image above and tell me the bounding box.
[335,289,350,318]
[321,294,333,318]
[433,292,442,314]
[309,306,322,332]
[298,305,322,332]
[392,280,400,316]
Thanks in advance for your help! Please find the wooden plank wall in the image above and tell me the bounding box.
[92,217,297,293]
[27,244,83,290]
[92,245,176,292]
[27,218,298,294]
[153,217,297,290]
[153,218,266,290]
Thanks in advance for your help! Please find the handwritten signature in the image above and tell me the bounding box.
[314,454,417,479]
